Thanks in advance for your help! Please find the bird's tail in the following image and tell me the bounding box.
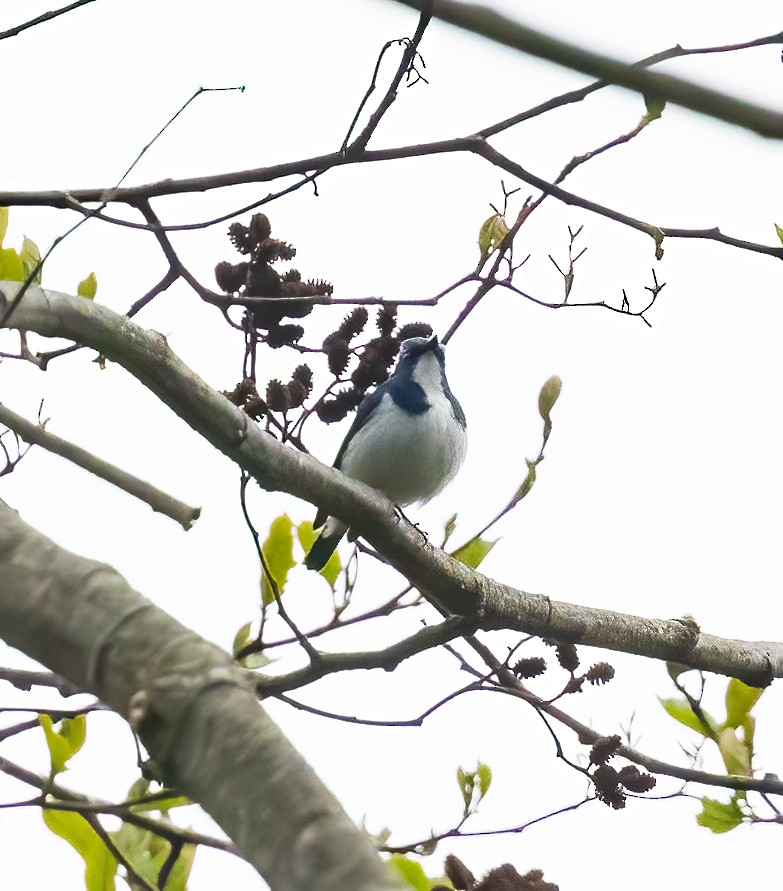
[305,518,347,571]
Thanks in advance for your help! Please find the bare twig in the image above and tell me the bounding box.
[0,0,98,41]
[343,5,432,154]
[392,2,783,138]
[477,33,783,139]
[0,403,201,530]
[0,756,238,854]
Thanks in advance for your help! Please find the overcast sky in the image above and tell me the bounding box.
[1,1,782,888]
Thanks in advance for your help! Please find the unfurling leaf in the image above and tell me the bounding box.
[774,223,783,245]
[443,512,458,545]
[515,458,537,502]
[476,761,492,799]
[0,207,8,246]
[716,726,751,777]
[232,620,270,669]
[233,621,252,657]
[457,767,474,812]
[643,94,666,121]
[77,272,98,299]
[666,661,691,683]
[457,763,493,816]
[39,713,87,776]
[112,818,196,890]
[20,236,42,284]
[478,212,510,259]
[538,375,562,422]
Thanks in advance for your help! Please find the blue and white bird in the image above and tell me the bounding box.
[305,334,467,571]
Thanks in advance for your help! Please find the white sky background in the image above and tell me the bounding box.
[1,0,782,888]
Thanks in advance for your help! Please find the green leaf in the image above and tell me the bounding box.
[112,820,195,891]
[0,247,25,281]
[40,715,73,776]
[77,272,98,299]
[233,621,252,656]
[476,761,492,800]
[42,809,117,890]
[20,235,42,284]
[666,661,692,683]
[296,519,317,552]
[775,223,783,245]
[478,213,510,259]
[260,514,296,605]
[724,678,764,729]
[451,535,496,570]
[643,94,666,121]
[0,207,8,246]
[457,767,474,811]
[658,697,716,737]
[232,620,270,669]
[130,793,192,814]
[389,854,432,891]
[40,713,87,777]
[696,796,744,833]
[538,375,562,423]
[60,713,87,759]
[297,520,341,588]
[125,780,191,815]
[716,727,751,777]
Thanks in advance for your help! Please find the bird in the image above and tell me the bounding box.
[305,333,467,571]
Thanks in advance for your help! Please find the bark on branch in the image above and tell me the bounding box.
[0,499,397,891]
[2,282,781,686]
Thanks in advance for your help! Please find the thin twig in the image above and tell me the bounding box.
[0,0,97,41]
[0,402,201,530]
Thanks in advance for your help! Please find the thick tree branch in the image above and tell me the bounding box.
[0,402,200,530]
[255,616,476,695]
[0,498,398,891]
[391,1,783,138]
[1,139,779,262]
[3,283,782,685]
[476,32,783,139]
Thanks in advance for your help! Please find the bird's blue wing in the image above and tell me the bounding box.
[312,382,390,529]
[332,383,388,470]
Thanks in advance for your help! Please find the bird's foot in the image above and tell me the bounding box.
[394,505,428,542]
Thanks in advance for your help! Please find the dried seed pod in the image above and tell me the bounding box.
[376,304,397,336]
[585,662,615,685]
[287,380,307,409]
[513,657,547,679]
[265,379,290,413]
[338,308,369,340]
[397,321,432,341]
[292,364,313,395]
[214,260,248,293]
[590,734,621,766]
[265,323,304,348]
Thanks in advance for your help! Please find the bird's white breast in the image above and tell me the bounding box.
[340,352,467,506]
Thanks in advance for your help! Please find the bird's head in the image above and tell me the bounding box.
[396,333,443,367]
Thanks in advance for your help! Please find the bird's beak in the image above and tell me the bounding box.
[425,333,439,350]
